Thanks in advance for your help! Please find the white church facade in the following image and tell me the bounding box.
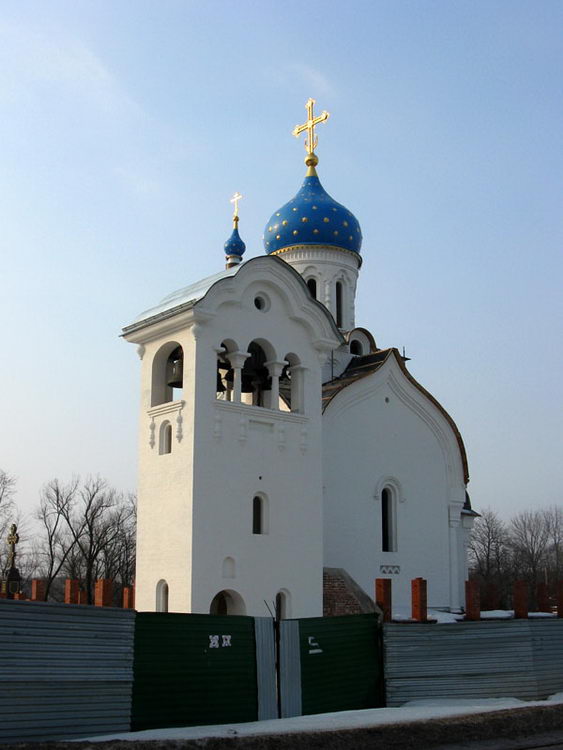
[123,100,477,617]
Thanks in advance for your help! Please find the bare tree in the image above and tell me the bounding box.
[468,508,512,607]
[34,477,80,600]
[509,510,550,588]
[33,476,136,604]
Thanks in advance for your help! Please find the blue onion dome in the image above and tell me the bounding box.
[224,218,246,257]
[263,167,362,256]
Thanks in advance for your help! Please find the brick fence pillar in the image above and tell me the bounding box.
[122,586,135,610]
[94,579,113,607]
[411,578,428,622]
[375,579,392,623]
[78,589,88,605]
[64,579,79,604]
[465,580,480,620]
[31,579,46,601]
[536,582,550,612]
[513,580,528,619]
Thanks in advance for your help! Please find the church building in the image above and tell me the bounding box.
[122,99,477,617]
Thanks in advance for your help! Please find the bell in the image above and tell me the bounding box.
[166,347,183,389]
[216,370,226,393]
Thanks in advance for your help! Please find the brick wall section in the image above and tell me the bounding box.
[31,579,46,601]
[323,568,376,617]
[514,580,528,619]
[465,579,481,620]
[94,579,113,607]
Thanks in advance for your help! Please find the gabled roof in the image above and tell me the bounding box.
[322,348,470,484]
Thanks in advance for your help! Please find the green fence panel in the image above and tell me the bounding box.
[298,613,383,716]
[132,612,258,730]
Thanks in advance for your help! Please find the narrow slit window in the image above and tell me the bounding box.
[307,278,317,299]
[336,281,343,328]
[382,488,393,552]
[252,496,263,534]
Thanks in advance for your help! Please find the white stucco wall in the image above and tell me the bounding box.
[322,354,467,610]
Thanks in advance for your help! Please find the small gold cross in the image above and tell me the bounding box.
[292,98,330,155]
[230,191,243,219]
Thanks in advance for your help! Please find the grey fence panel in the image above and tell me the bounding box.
[0,598,135,743]
[384,619,563,707]
[279,619,302,718]
[529,619,563,698]
[254,617,277,720]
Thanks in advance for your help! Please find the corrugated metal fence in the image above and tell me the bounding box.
[0,598,135,743]
[384,619,563,707]
[280,614,383,717]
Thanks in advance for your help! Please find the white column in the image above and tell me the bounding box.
[264,360,286,410]
[227,351,249,404]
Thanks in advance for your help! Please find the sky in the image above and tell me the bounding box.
[0,0,561,525]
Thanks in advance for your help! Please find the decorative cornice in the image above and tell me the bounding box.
[271,244,362,268]
[148,399,185,419]
[214,400,308,424]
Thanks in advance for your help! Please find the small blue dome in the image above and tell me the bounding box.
[224,224,246,257]
[264,173,362,256]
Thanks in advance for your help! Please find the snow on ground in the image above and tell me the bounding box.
[390,607,557,622]
[80,693,563,743]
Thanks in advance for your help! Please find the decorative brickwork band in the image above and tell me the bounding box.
[31,579,46,602]
[375,578,392,623]
[465,580,480,621]
[536,582,550,612]
[411,577,428,622]
[513,580,528,619]
[557,581,563,619]
[122,586,135,610]
[64,579,79,605]
[94,579,113,607]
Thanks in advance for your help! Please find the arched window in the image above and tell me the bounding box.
[252,495,268,534]
[306,278,317,299]
[159,421,172,454]
[381,488,396,552]
[222,557,235,579]
[156,579,169,612]
[151,342,184,406]
[350,339,363,356]
[335,281,343,328]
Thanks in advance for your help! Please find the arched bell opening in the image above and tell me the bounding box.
[151,342,184,406]
[216,339,239,401]
[241,341,273,407]
[279,352,303,413]
[209,588,246,616]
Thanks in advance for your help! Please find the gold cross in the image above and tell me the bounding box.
[230,191,243,219]
[292,98,330,155]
